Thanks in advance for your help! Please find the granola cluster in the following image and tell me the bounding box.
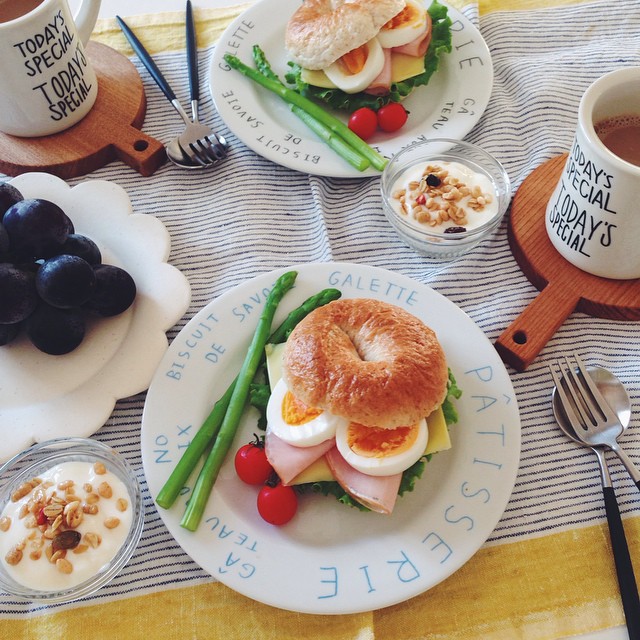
[1,462,128,576]
[392,163,494,232]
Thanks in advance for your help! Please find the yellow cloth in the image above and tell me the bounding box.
[2,517,637,639]
[90,0,587,56]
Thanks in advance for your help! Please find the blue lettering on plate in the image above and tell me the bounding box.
[318,566,338,599]
[359,565,375,593]
[153,434,171,464]
[231,284,275,321]
[421,532,453,564]
[387,551,420,583]
[327,270,419,306]
[461,481,491,504]
[218,552,256,579]
[443,505,474,531]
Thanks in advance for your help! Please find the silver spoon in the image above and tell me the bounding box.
[551,366,640,636]
[552,366,631,444]
[116,16,204,170]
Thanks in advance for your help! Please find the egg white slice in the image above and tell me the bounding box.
[377,0,428,49]
[266,378,347,448]
[324,38,385,94]
[335,419,429,477]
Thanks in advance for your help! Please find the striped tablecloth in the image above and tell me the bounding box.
[2,0,640,638]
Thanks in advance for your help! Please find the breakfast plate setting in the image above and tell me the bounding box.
[210,0,493,177]
[141,263,520,614]
[2,0,640,638]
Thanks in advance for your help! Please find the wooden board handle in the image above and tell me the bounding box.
[495,279,580,371]
[110,126,167,177]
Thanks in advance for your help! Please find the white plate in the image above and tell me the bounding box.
[141,263,520,614]
[210,0,493,178]
[0,173,191,463]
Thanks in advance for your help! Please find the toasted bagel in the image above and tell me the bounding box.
[285,0,405,71]
[282,298,448,428]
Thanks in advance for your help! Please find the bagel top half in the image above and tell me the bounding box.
[285,0,405,71]
[282,298,448,429]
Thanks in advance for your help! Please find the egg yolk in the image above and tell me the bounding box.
[338,45,368,75]
[346,422,419,458]
[383,3,422,30]
[282,391,323,425]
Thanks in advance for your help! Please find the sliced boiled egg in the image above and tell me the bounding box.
[335,419,428,477]
[266,378,347,447]
[377,0,428,49]
[324,38,385,94]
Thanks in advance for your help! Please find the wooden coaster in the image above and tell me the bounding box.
[494,154,640,371]
[0,42,166,179]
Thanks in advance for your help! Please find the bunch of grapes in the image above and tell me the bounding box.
[0,182,137,355]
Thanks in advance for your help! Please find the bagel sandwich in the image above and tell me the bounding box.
[261,298,461,514]
[284,0,453,112]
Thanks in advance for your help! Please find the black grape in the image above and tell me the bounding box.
[0,183,23,218]
[26,304,85,355]
[3,198,72,260]
[0,263,38,324]
[59,234,102,265]
[0,322,22,346]
[36,254,96,308]
[84,264,136,317]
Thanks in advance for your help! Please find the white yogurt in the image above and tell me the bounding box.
[389,160,498,232]
[0,460,133,591]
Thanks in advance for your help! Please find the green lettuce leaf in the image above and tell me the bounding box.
[284,0,453,112]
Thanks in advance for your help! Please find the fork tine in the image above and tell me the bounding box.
[562,355,598,428]
[197,138,221,163]
[202,136,227,161]
[186,142,212,166]
[549,362,585,430]
[572,352,619,422]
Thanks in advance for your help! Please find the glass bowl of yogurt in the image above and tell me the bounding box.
[0,438,144,603]
[381,138,511,258]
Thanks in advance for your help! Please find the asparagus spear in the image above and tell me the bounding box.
[251,46,370,172]
[180,270,298,531]
[224,51,388,172]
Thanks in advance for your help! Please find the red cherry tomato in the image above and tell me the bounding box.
[348,107,378,140]
[234,438,273,485]
[257,482,298,526]
[377,103,408,133]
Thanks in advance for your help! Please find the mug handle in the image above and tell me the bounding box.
[74,0,102,45]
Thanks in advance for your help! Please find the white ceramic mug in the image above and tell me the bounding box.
[545,66,640,280]
[0,0,102,137]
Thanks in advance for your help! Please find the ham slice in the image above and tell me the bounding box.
[325,447,402,514]
[392,24,432,58]
[265,430,335,485]
[365,47,393,96]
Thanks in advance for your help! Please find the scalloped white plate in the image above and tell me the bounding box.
[0,173,191,463]
[141,263,520,614]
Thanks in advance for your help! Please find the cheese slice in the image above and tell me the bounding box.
[265,342,452,486]
[299,51,426,89]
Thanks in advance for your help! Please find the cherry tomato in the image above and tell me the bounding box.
[348,107,378,140]
[377,103,408,133]
[257,482,298,525]
[234,437,273,485]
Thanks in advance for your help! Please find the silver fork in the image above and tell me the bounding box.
[550,352,640,488]
[184,0,227,165]
[116,15,227,167]
[550,354,640,636]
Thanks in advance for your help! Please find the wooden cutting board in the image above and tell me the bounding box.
[494,154,640,371]
[0,42,166,179]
